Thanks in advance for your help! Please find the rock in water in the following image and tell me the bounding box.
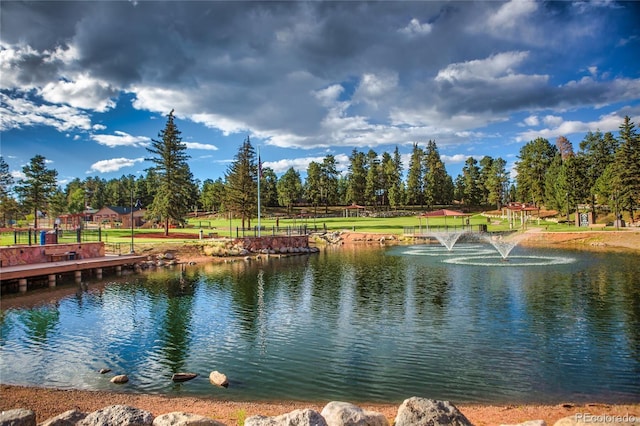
[172,372,198,382]
[209,370,229,387]
[110,374,129,384]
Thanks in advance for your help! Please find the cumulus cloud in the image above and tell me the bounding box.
[1,0,639,175]
[91,131,150,148]
[89,157,145,173]
[399,18,432,37]
[184,142,218,151]
[265,153,349,175]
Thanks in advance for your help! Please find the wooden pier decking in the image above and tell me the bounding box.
[0,254,147,293]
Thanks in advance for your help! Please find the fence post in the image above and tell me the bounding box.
[14,230,17,245]
[98,227,102,241]
[28,228,32,246]
[76,227,81,243]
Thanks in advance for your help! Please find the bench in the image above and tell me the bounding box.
[589,224,607,229]
[44,248,74,262]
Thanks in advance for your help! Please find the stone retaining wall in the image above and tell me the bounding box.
[0,242,105,267]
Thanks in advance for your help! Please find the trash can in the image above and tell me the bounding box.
[68,251,76,260]
[40,230,47,245]
[45,231,58,244]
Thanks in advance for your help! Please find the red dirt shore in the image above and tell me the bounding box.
[2,230,639,424]
[1,385,638,425]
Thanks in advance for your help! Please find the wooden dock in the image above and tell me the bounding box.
[0,254,147,293]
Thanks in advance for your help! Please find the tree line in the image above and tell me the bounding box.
[1,113,638,229]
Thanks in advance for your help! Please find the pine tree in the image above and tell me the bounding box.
[225,136,258,228]
[406,143,424,207]
[14,155,58,228]
[515,138,557,206]
[146,110,196,235]
[423,140,451,207]
[320,155,340,213]
[486,157,509,210]
[346,149,367,205]
[364,149,380,208]
[615,116,640,220]
[277,167,303,215]
[387,146,404,210]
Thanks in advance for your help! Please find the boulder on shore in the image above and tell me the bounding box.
[78,405,153,426]
[152,412,225,426]
[245,409,327,426]
[394,397,472,426]
[40,409,88,426]
[0,408,36,426]
[321,401,388,426]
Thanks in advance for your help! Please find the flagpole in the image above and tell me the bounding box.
[257,146,261,237]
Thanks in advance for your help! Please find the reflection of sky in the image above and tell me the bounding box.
[1,247,639,403]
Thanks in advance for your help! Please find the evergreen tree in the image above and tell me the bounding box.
[48,188,69,223]
[615,116,640,220]
[478,156,494,205]
[486,157,509,210]
[146,110,196,235]
[515,137,557,206]
[346,149,367,205]
[277,167,303,214]
[260,167,279,207]
[225,136,258,228]
[200,178,226,213]
[423,140,451,207]
[406,143,424,207]
[320,155,340,212]
[364,149,380,208]
[461,157,482,207]
[14,155,58,228]
[305,162,323,215]
[387,146,404,210]
[0,156,15,227]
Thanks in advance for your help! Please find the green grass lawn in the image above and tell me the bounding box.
[0,211,612,247]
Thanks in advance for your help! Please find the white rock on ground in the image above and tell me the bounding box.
[245,408,328,426]
[40,409,87,426]
[320,401,389,426]
[393,397,472,426]
[77,405,153,426]
[152,412,226,426]
[0,408,36,426]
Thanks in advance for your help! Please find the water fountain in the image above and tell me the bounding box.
[429,231,467,251]
[483,233,520,260]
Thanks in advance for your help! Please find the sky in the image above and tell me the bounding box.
[1,0,639,188]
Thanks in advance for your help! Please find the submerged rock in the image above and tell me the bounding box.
[110,374,129,384]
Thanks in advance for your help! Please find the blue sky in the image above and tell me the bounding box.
[1,1,639,186]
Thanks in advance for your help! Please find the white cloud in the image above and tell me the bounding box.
[516,111,640,142]
[184,142,218,151]
[524,115,539,126]
[435,51,531,83]
[91,131,150,148]
[41,74,117,112]
[264,153,349,175]
[89,157,145,173]
[399,18,432,37]
[487,0,538,31]
[11,170,26,180]
[313,84,344,107]
[0,93,93,132]
[542,115,563,127]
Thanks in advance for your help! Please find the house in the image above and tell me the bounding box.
[93,206,147,228]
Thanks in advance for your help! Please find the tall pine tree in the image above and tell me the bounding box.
[14,155,58,228]
[225,136,258,228]
[146,110,195,235]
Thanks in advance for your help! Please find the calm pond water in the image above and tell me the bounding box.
[1,243,639,404]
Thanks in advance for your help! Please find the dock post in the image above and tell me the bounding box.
[116,265,122,276]
[134,262,141,272]
[19,278,27,293]
[96,268,103,279]
[48,274,56,288]
[75,270,82,284]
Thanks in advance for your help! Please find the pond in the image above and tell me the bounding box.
[1,243,639,404]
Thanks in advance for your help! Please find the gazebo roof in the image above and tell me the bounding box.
[419,209,470,217]
[345,203,366,209]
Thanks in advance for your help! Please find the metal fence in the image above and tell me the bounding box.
[1,228,103,246]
